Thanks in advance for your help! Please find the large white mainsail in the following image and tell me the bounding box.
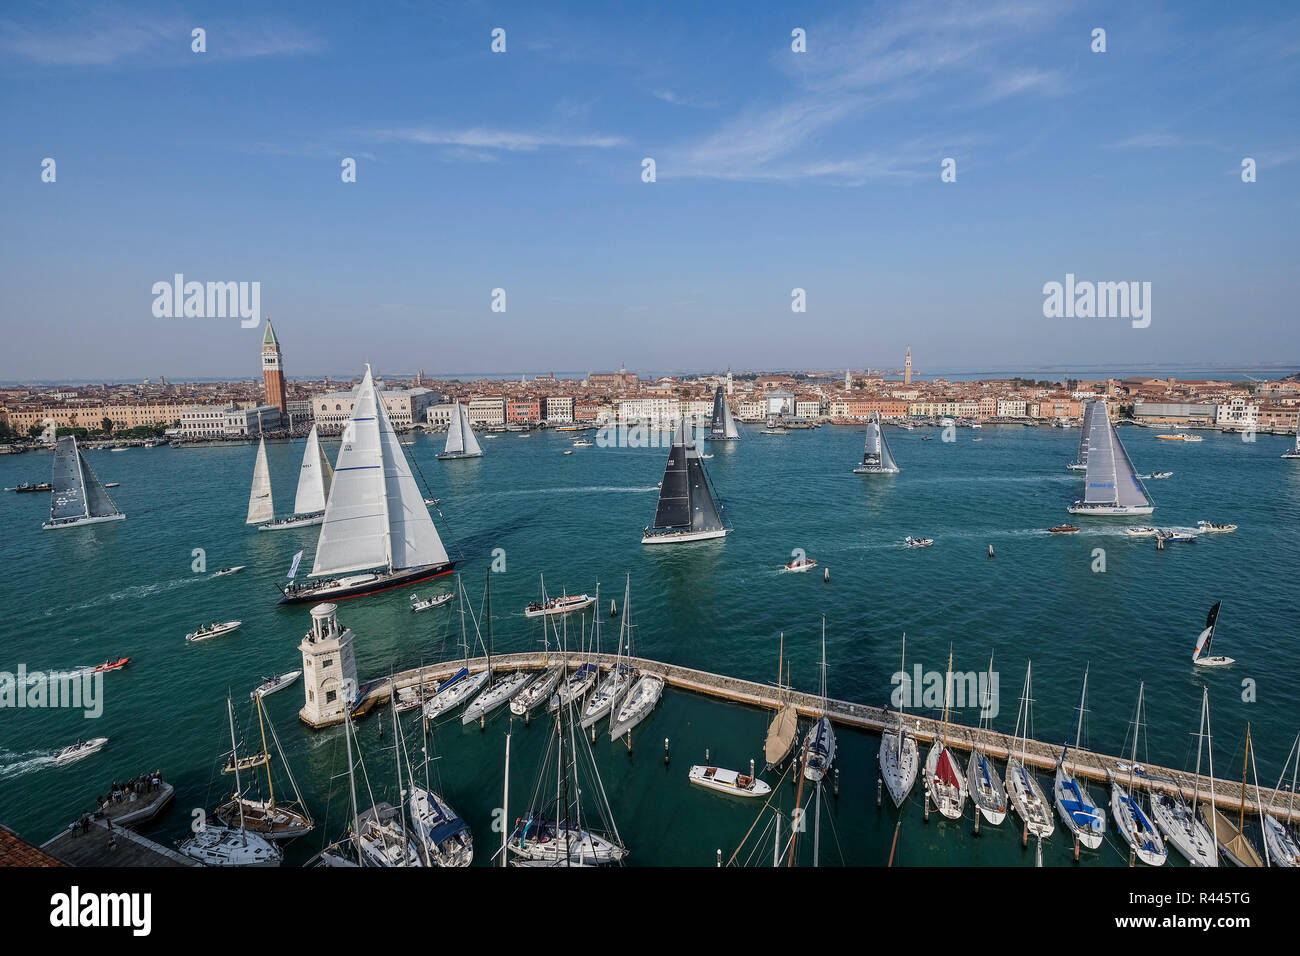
[44,435,125,529]
[1069,399,1094,470]
[292,425,333,515]
[246,437,275,525]
[439,402,483,459]
[1069,400,1153,515]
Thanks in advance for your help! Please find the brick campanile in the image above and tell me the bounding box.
[262,318,287,414]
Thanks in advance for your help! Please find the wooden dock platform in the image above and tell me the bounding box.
[329,651,1297,824]
[44,819,198,867]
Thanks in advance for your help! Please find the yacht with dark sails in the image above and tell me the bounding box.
[43,436,125,530]
[279,366,455,603]
[704,385,741,441]
[642,420,729,544]
[853,411,900,474]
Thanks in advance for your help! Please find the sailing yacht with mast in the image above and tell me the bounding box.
[1150,688,1219,866]
[178,697,283,866]
[1202,725,1266,866]
[1006,661,1056,839]
[642,419,730,544]
[214,694,313,840]
[802,619,836,783]
[343,709,422,867]
[1282,429,1300,459]
[1263,732,1300,867]
[279,365,456,603]
[1067,400,1093,470]
[966,652,1007,825]
[764,633,798,771]
[437,401,483,460]
[1192,601,1234,666]
[398,698,472,866]
[258,425,334,530]
[1108,682,1167,866]
[879,633,919,807]
[924,650,967,820]
[705,385,742,440]
[462,571,530,725]
[245,436,274,526]
[582,575,638,730]
[423,577,490,720]
[1053,667,1106,850]
[853,411,900,474]
[1068,400,1154,515]
[43,435,125,529]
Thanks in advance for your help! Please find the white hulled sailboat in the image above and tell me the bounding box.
[879,633,919,807]
[967,652,1007,825]
[802,620,836,783]
[43,436,125,529]
[1053,667,1106,850]
[1006,661,1056,839]
[704,385,742,441]
[438,401,483,460]
[642,420,730,544]
[1192,601,1234,666]
[279,366,455,603]
[1150,687,1219,866]
[245,436,274,525]
[258,425,334,530]
[924,650,967,819]
[1069,400,1154,515]
[853,411,900,474]
[1108,682,1167,866]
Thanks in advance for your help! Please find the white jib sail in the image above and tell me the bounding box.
[458,403,483,456]
[444,402,465,455]
[246,437,274,525]
[293,425,331,514]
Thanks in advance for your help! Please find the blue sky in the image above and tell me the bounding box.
[1,0,1297,381]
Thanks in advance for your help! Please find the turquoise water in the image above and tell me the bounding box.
[2,424,1297,866]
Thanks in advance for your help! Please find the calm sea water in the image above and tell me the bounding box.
[2,423,1297,866]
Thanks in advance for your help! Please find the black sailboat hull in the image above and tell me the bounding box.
[278,562,456,605]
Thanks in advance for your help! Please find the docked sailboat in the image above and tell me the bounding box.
[258,426,334,530]
[1192,601,1234,667]
[1053,667,1106,850]
[215,694,313,840]
[853,411,900,474]
[462,572,529,725]
[609,673,664,741]
[1069,400,1154,515]
[1067,400,1093,470]
[423,578,490,720]
[397,697,472,866]
[925,650,967,820]
[879,633,919,807]
[966,652,1007,825]
[1262,732,1300,867]
[43,435,125,530]
[1108,682,1167,866]
[582,575,638,730]
[279,366,456,604]
[1149,688,1218,866]
[179,697,283,866]
[763,633,798,771]
[1202,725,1266,866]
[437,401,483,460]
[802,619,836,783]
[704,385,742,440]
[1006,661,1055,839]
[642,419,730,544]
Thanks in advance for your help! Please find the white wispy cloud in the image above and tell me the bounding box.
[1105,133,1187,149]
[363,127,625,152]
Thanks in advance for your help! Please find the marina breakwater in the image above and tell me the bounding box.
[335,652,1298,825]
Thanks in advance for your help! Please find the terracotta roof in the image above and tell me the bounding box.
[0,823,64,866]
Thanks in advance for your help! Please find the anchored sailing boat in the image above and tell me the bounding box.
[1108,682,1167,866]
[1067,400,1093,470]
[705,385,742,441]
[802,619,836,783]
[1283,429,1300,460]
[1069,400,1154,515]
[1150,687,1218,866]
[1006,661,1056,839]
[582,575,638,730]
[1263,732,1300,867]
[463,571,529,725]
[246,437,274,525]
[764,633,798,770]
[398,696,472,866]
[259,425,334,530]
[642,419,730,544]
[214,694,313,840]
[280,366,455,603]
[423,576,490,720]
[853,411,900,474]
[1202,725,1266,866]
[437,401,483,460]
[924,650,967,820]
[879,633,919,807]
[1053,667,1106,850]
[1192,601,1234,666]
[43,435,125,530]
[966,652,1007,826]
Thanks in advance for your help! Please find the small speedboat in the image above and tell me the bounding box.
[1143,471,1173,479]
[784,556,818,573]
[212,566,245,577]
[523,593,595,618]
[186,620,242,643]
[1048,525,1080,534]
[572,439,594,447]
[91,657,130,674]
[688,765,772,799]
[1157,529,1197,543]
[423,497,440,506]
[104,482,120,488]
[1156,433,1202,442]
[1196,521,1237,533]
[563,450,573,455]
[7,482,53,493]
[1124,526,1160,537]
[411,592,454,612]
[251,671,302,699]
[53,738,109,765]
[903,536,934,548]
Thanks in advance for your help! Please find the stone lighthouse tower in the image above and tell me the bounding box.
[298,603,358,728]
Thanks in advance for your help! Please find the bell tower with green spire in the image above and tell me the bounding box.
[262,317,287,414]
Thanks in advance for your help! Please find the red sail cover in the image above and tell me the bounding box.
[936,748,960,787]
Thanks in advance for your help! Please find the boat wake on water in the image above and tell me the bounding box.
[51,575,203,617]
[0,749,56,780]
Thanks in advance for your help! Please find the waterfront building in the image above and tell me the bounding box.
[1257,405,1299,432]
[298,603,358,728]
[764,390,795,417]
[996,398,1028,418]
[468,396,506,427]
[1216,397,1259,431]
[313,386,440,432]
[224,404,284,436]
[1131,400,1219,427]
[794,396,823,419]
[618,396,679,425]
[178,405,231,438]
[506,398,541,424]
[427,403,454,429]
[261,320,287,415]
[543,396,574,423]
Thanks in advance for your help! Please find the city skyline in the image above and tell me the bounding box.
[3,0,1298,381]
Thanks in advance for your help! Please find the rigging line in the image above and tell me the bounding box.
[725,755,797,866]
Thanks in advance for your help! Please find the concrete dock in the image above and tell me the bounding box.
[43,819,198,867]
[326,651,1299,824]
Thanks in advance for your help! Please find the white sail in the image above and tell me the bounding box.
[458,403,482,456]
[312,366,449,577]
[246,437,274,525]
[1071,400,1153,513]
[444,402,465,455]
[292,425,332,515]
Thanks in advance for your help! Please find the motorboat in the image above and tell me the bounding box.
[411,592,454,612]
[53,738,108,765]
[903,536,933,548]
[1048,525,1079,534]
[212,566,245,577]
[1124,526,1160,537]
[523,593,594,618]
[1196,521,1237,533]
[1157,529,1197,543]
[784,556,818,573]
[1156,433,1203,442]
[91,657,130,674]
[688,765,771,799]
[251,671,301,699]
[185,620,241,643]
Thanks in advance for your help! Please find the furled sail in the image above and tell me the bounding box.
[292,425,332,515]
[246,437,274,525]
[1081,401,1151,508]
[312,366,450,577]
[49,436,88,522]
[1193,601,1221,659]
[765,704,798,767]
